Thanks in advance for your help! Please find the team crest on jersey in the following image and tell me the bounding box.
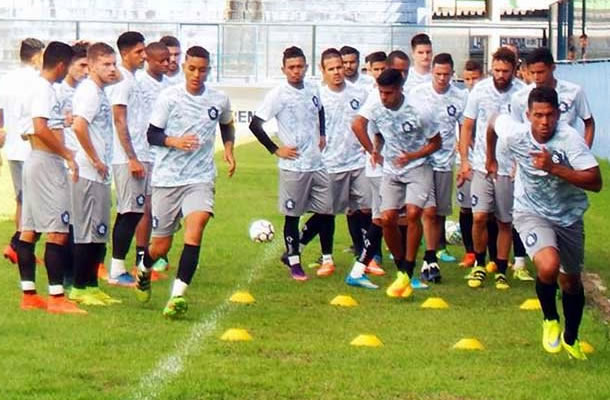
[312,96,320,108]
[471,194,479,207]
[136,194,145,207]
[507,104,512,113]
[447,105,457,117]
[152,216,159,229]
[457,191,464,202]
[96,223,108,237]
[558,101,569,113]
[551,150,565,165]
[208,106,219,120]
[402,121,414,134]
[349,98,360,110]
[61,211,70,225]
[285,199,296,210]
[525,232,538,247]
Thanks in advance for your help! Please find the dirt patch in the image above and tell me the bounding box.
[583,272,610,322]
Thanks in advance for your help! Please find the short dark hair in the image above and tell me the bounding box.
[146,41,169,57]
[87,42,115,61]
[320,48,342,69]
[160,35,180,48]
[526,47,554,67]
[340,46,359,58]
[71,42,89,62]
[42,41,74,70]
[579,33,588,39]
[185,46,210,60]
[528,87,559,110]
[282,46,306,65]
[411,33,432,50]
[432,53,453,69]
[387,50,409,66]
[492,47,517,68]
[377,68,404,88]
[117,31,145,53]
[367,51,387,65]
[464,59,482,72]
[20,38,45,63]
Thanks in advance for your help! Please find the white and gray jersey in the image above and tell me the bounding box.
[359,94,438,177]
[494,115,598,227]
[106,65,149,163]
[409,82,467,171]
[347,73,375,92]
[510,80,592,130]
[463,76,525,176]
[319,82,367,173]
[25,76,64,134]
[136,71,170,160]
[72,78,114,184]
[55,80,78,151]
[404,67,431,93]
[0,65,38,161]
[165,68,184,86]
[255,81,324,172]
[360,88,383,178]
[149,85,232,187]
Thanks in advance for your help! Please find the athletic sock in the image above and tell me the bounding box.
[496,259,508,275]
[299,213,321,246]
[176,244,201,285]
[322,254,333,264]
[562,285,585,345]
[64,225,75,286]
[171,279,189,298]
[44,242,66,296]
[17,240,36,294]
[404,260,416,278]
[135,246,146,266]
[318,214,335,256]
[358,223,382,265]
[110,258,127,278]
[536,277,560,321]
[424,250,437,263]
[87,243,106,287]
[487,220,498,262]
[512,227,526,258]
[475,252,486,267]
[10,231,21,250]
[438,216,447,249]
[349,261,367,278]
[346,212,364,255]
[73,243,94,289]
[459,211,474,253]
[111,212,143,259]
[284,216,300,256]
[137,247,156,270]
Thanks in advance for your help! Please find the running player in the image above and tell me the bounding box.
[487,86,602,360]
[16,41,85,314]
[69,42,121,306]
[355,68,441,298]
[160,35,183,85]
[0,38,45,264]
[106,31,147,287]
[249,46,329,281]
[410,53,467,283]
[459,47,525,290]
[340,46,374,90]
[137,46,236,318]
[404,33,432,92]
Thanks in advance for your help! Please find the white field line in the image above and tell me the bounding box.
[131,238,283,400]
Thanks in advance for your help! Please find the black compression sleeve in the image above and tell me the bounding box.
[220,122,235,144]
[249,116,278,154]
[147,124,168,147]
[319,107,326,137]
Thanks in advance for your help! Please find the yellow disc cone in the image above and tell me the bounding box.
[350,334,383,347]
[220,328,253,342]
[229,291,256,304]
[580,341,595,354]
[519,298,541,310]
[421,297,449,309]
[453,338,484,350]
[330,295,358,307]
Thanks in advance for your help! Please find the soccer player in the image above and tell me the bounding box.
[387,50,410,78]
[69,42,121,306]
[355,68,440,298]
[16,41,85,314]
[340,46,374,90]
[410,53,467,283]
[137,46,235,318]
[459,47,525,290]
[105,31,148,287]
[249,46,328,281]
[160,35,183,85]
[0,38,45,264]
[404,33,432,92]
[486,86,602,360]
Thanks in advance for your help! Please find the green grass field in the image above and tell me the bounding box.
[0,143,609,400]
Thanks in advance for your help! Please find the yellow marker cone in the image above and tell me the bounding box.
[421,297,449,309]
[350,334,383,347]
[519,298,541,310]
[220,328,253,342]
[330,295,358,307]
[580,341,595,354]
[229,291,256,304]
[453,338,485,350]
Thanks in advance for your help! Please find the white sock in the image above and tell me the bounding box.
[48,284,64,296]
[110,258,126,278]
[171,279,188,297]
[288,255,300,266]
[299,243,306,253]
[21,281,36,292]
[513,257,526,270]
[322,254,333,264]
[350,261,367,278]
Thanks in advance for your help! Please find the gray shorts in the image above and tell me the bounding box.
[8,160,24,203]
[151,182,215,237]
[456,178,472,209]
[471,170,513,223]
[278,169,333,216]
[329,168,370,214]
[70,177,111,244]
[21,151,71,233]
[433,170,453,216]
[514,213,584,275]
[380,165,435,212]
[113,162,152,214]
[368,176,382,219]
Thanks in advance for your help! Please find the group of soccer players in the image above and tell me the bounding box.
[0,31,602,359]
[250,34,601,360]
[0,33,235,318]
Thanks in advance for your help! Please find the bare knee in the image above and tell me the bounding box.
[473,212,488,227]
[381,210,399,228]
[533,247,560,283]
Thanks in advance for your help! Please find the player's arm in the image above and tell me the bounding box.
[485,115,500,178]
[395,133,441,167]
[530,147,602,192]
[33,117,78,181]
[73,116,107,180]
[113,105,145,178]
[583,116,595,148]
[248,116,297,159]
[318,106,326,150]
[147,124,198,151]
[459,117,475,177]
[351,115,374,154]
[220,120,236,177]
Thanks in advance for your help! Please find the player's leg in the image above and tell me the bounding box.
[434,170,456,264]
[4,160,25,264]
[379,175,408,275]
[469,171,493,287]
[486,216,499,272]
[512,227,533,281]
[457,178,475,267]
[309,170,338,276]
[493,175,514,290]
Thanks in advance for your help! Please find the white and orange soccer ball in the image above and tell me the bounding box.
[249,219,275,243]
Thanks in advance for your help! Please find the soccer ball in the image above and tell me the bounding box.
[249,219,275,243]
[445,220,462,245]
